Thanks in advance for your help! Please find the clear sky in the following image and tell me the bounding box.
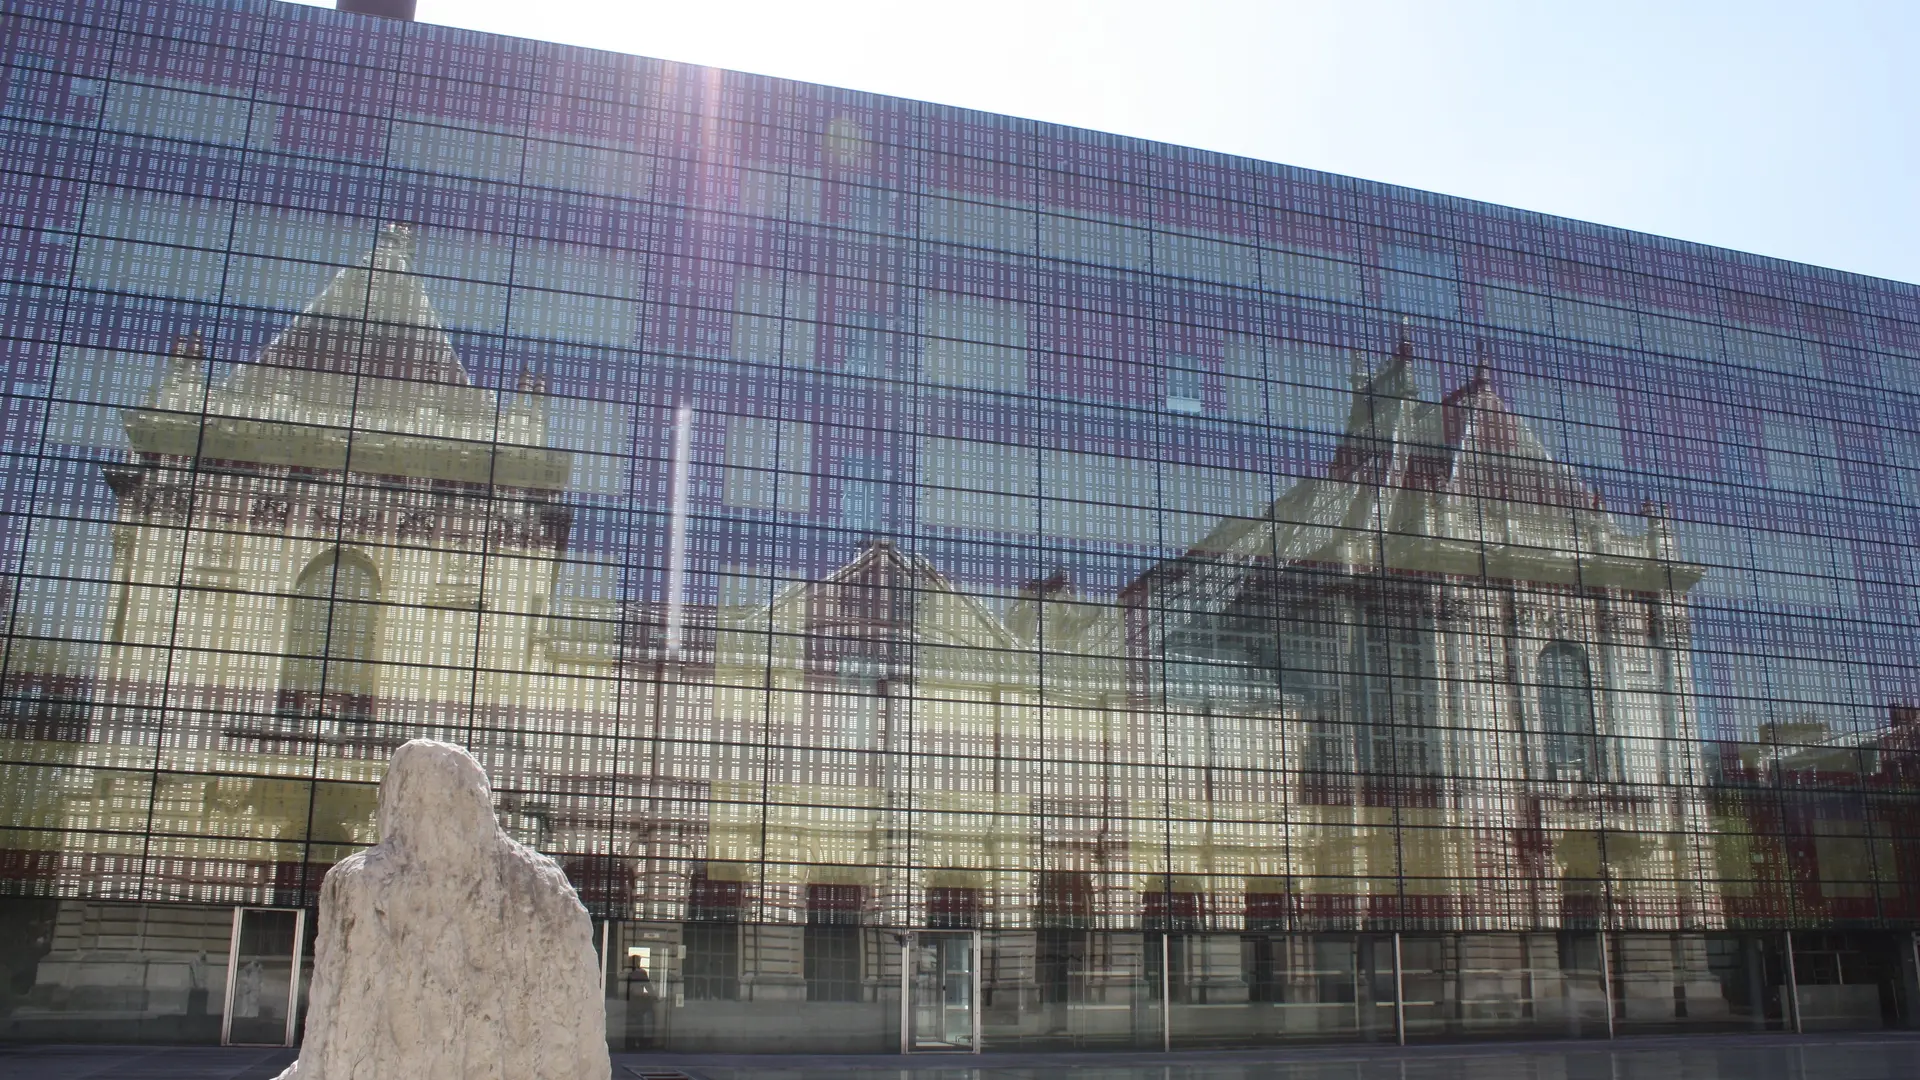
[290,0,1919,286]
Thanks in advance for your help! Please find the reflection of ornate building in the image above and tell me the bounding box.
[24,229,1714,941]
[693,335,1719,939]
[1128,337,1718,931]
[8,0,1920,1049]
[64,224,586,900]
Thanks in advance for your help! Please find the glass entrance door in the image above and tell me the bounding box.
[222,907,306,1046]
[606,921,680,1051]
[905,930,978,1052]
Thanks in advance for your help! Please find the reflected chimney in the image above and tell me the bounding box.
[338,0,417,20]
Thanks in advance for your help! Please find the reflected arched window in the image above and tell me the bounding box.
[1539,641,1598,781]
[277,548,382,722]
[1299,598,1358,781]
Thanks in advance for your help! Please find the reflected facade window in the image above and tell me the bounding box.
[277,549,382,724]
[1539,642,1599,782]
[803,884,865,1003]
[683,871,742,1002]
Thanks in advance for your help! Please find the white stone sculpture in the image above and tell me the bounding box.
[276,740,610,1080]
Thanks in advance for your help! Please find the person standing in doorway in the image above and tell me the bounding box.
[622,954,655,1050]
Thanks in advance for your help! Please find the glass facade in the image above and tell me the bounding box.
[2,0,1920,1052]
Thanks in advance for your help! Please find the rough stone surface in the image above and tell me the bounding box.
[276,740,609,1080]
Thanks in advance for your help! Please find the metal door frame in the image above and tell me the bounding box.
[899,928,982,1054]
[221,906,308,1047]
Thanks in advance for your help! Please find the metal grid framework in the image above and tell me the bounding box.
[2,0,1919,947]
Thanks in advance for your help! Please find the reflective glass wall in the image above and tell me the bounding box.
[3,0,1920,1051]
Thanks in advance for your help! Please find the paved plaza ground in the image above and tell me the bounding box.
[2,1033,1919,1079]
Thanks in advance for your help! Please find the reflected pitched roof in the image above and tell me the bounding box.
[210,223,504,438]
[125,224,566,488]
[1130,332,1702,627]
